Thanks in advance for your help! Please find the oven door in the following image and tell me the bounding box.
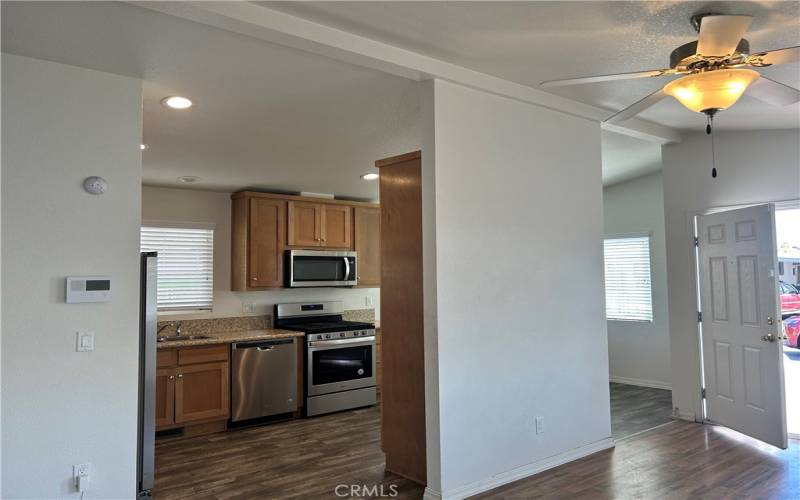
[307,337,375,396]
[288,250,357,287]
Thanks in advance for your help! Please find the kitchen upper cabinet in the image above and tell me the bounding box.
[248,198,286,288]
[354,207,381,287]
[322,205,351,249]
[288,202,351,248]
[175,361,229,424]
[231,191,378,291]
[288,201,321,247]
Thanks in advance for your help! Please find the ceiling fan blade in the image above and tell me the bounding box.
[696,15,753,56]
[540,69,675,88]
[748,46,800,66]
[747,76,800,106]
[604,89,668,124]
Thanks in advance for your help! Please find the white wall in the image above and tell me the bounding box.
[422,79,611,499]
[2,54,142,497]
[603,172,672,389]
[662,129,800,421]
[141,186,379,321]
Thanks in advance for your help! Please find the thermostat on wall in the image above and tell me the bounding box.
[66,276,112,303]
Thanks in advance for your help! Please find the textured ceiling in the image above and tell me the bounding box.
[265,1,800,131]
[1,1,420,198]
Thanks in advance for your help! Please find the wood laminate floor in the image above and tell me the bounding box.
[610,382,673,440]
[155,390,797,499]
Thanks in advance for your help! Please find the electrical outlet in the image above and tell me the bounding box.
[242,302,255,313]
[535,416,544,434]
[73,463,90,492]
[365,296,374,307]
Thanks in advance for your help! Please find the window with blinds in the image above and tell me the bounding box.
[141,225,214,311]
[604,234,653,322]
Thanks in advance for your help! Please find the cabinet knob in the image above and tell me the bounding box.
[169,375,175,380]
[177,373,183,378]
[252,276,258,281]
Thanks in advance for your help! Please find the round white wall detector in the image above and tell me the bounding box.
[83,176,108,195]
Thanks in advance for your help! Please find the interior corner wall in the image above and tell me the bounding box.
[140,186,380,321]
[422,79,611,499]
[662,129,800,422]
[2,54,143,497]
[603,172,672,389]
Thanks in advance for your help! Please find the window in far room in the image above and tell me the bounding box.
[603,234,653,322]
[140,224,214,311]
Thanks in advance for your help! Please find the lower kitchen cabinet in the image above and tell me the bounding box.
[155,368,176,428]
[156,345,230,432]
[175,362,229,423]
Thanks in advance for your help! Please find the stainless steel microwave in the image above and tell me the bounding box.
[286,250,357,288]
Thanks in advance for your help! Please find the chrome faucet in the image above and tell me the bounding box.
[157,324,171,335]
[175,322,183,336]
[156,322,183,337]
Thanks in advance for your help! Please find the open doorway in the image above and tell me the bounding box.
[776,207,800,438]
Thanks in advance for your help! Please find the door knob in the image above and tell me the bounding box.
[761,334,777,342]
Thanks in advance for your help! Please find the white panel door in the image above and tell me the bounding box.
[698,204,787,449]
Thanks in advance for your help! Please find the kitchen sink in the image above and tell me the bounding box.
[157,335,211,343]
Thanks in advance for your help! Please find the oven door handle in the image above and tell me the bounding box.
[308,336,375,348]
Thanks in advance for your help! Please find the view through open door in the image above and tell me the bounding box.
[697,203,788,449]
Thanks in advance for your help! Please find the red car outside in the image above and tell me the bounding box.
[780,282,800,316]
[784,316,800,349]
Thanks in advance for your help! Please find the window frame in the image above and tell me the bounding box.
[141,220,216,313]
[603,231,654,323]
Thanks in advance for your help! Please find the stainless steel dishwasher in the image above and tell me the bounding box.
[231,338,297,422]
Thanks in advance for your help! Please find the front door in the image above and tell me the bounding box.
[698,204,787,448]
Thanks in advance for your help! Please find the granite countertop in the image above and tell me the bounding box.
[157,329,304,349]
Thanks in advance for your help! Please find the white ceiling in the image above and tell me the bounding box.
[264,1,800,131]
[4,2,796,193]
[1,1,420,199]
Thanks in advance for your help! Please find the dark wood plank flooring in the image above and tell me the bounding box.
[155,392,797,499]
[153,407,424,500]
[610,382,673,440]
[476,421,799,499]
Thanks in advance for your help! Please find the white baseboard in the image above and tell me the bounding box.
[435,438,615,500]
[610,375,672,391]
[423,487,442,500]
[671,408,696,422]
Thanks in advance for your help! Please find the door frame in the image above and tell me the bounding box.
[686,198,800,435]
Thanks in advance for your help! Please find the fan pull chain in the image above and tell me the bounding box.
[707,113,717,178]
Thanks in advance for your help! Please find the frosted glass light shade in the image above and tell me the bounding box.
[663,69,760,113]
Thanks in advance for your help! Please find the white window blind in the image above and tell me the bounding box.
[141,225,214,311]
[604,235,653,322]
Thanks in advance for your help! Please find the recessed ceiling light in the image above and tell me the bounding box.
[140,144,149,150]
[162,96,193,109]
[361,173,379,180]
[177,176,199,183]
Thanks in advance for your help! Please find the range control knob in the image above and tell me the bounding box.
[325,334,331,339]
[340,332,346,338]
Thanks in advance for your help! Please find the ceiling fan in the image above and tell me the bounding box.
[540,13,800,125]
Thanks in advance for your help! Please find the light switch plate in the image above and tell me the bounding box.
[76,332,95,352]
[242,302,255,313]
[365,296,374,307]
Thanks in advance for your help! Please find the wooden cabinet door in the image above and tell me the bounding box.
[249,198,285,288]
[321,205,352,248]
[175,362,229,424]
[354,207,380,286]
[288,201,321,247]
[155,368,175,428]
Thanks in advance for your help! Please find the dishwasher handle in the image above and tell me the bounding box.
[232,338,295,351]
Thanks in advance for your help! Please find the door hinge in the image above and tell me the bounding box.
[694,237,699,247]
[701,388,706,399]
[697,311,702,322]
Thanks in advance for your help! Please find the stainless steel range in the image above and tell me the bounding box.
[274,301,376,416]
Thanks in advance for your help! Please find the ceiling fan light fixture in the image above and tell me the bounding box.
[663,69,760,113]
